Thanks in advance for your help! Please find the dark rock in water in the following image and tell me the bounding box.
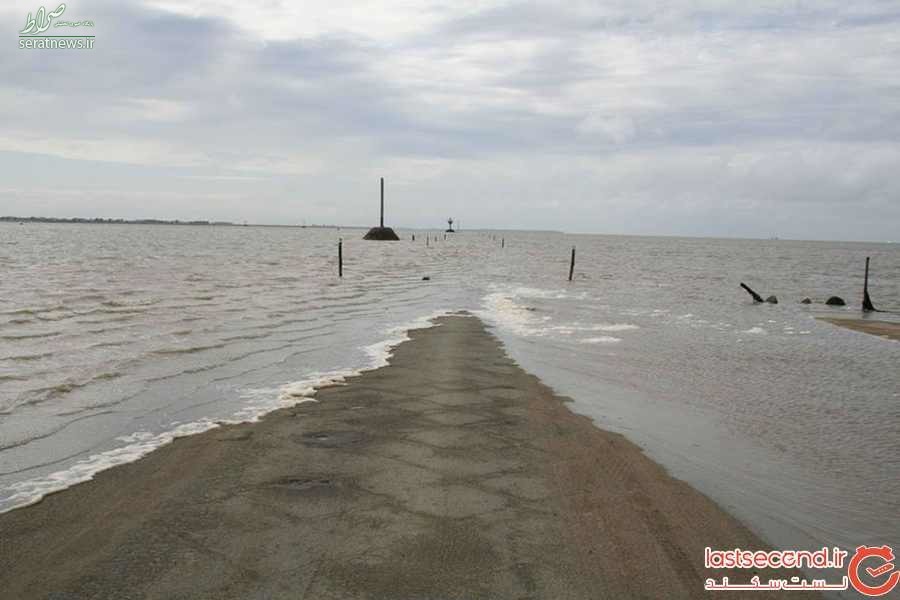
[765,295,778,304]
[800,298,812,304]
[825,296,846,306]
[422,276,430,281]
[363,226,399,241]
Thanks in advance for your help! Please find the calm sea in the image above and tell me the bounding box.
[1,223,897,569]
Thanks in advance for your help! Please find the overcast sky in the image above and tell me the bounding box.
[2,1,899,240]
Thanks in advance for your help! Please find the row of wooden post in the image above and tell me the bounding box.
[740,256,878,311]
[338,236,577,282]
[343,242,879,310]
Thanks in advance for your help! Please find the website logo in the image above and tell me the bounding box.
[704,544,899,596]
[18,3,94,50]
[848,545,899,597]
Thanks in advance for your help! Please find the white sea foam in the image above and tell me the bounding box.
[510,286,581,300]
[479,291,638,341]
[586,323,639,332]
[478,292,546,336]
[362,310,451,369]
[580,336,622,344]
[743,326,767,335]
[546,323,639,335]
[0,310,452,514]
[2,419,220,512]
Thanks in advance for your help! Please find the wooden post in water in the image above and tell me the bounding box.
[338,238,343,278]
[863,256,876,311]
[739,282,764,303]
[501,238,505,248]
[568,247,576,281]
[379,177,384,228]
[426,234,429,247]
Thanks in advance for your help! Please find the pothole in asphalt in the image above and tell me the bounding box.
[266,476,339,495]
[298,430,367,448]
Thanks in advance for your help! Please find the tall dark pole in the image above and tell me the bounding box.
[338,238,343,278]
[380,177,384,228]
[863,256,875,311]
[568,247,576,281]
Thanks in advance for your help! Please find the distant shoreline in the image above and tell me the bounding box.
[0,218,889,241]
[1,217,553,233]
[0,217,356,229]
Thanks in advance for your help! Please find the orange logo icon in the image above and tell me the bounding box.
[848,545,900,597]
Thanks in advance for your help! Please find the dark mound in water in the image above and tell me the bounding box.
[825,296,846,306]
[363,227,399,241]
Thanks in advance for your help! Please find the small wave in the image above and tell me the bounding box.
[28,372,123,402]
[73,294,107,302]
[477,292,546,336]
[1,352,52,362]
[77,315,137,325]
[93,372,121,381]
[89,341,128,349]
[97,307,146,315]
[0,331,61,341]
[586,323,639,332]
[479,292,638,341]
[361,310,451,371]
[34,313,74,322]
[221,332,267,342]
[0,420,221,513]
[233,371,353,423]
[0,410,117,453]
[510,286,572,300]
[5,305,67,316]
[743,327,767,335]
[0,310,454,514]
[580,336,622,344]
[151,343,227,356]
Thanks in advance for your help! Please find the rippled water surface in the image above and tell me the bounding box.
[1,223,898,566]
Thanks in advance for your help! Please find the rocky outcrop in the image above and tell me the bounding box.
[363,227,399,241]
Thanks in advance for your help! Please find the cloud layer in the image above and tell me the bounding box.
[1,0,898,240]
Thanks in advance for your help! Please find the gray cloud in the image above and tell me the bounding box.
[0,0,898,240]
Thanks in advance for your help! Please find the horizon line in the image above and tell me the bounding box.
[1,216,895,244]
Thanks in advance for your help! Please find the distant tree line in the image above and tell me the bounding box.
[1,216,235,226]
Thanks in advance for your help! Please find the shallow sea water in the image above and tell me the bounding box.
[1,223,897,587]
